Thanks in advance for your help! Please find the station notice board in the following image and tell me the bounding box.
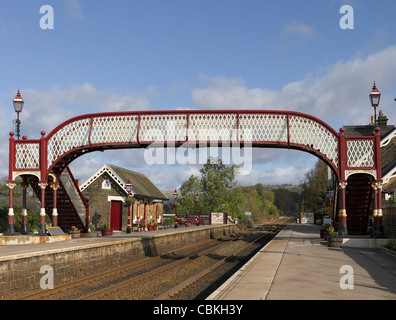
[46,227,65,236]
[210,212,226,225]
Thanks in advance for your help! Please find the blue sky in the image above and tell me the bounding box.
[1,0,396,190]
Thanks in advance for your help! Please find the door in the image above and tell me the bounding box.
[110,201,122,231]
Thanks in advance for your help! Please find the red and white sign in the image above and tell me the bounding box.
[210,212,225,225]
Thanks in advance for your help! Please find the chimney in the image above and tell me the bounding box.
[377,110,388,126]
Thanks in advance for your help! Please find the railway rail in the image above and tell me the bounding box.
[16,221,288,300]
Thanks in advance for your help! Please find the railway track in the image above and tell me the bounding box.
[16,222,287,300]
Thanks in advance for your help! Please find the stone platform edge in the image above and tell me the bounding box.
[0,234,72,246]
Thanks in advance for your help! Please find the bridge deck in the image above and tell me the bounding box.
[207,223,396,300]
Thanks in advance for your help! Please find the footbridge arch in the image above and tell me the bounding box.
[7,110,383,236]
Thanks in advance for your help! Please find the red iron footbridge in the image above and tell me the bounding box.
[7,110,383,237]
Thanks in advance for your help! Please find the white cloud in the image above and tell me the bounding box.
[0,83,155,179]
[283,21,317,37]
[236,167,310,186]
[64,0,85,21]
[4,83,155,138]
[192,45,396,127]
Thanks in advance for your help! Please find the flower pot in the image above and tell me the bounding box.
[69,231,80,238]
[101,228,113,236]
[153,225,157,231]
[328,237,343,247]
[148,226,153,231]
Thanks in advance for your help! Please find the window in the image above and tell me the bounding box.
[102,179,111,190]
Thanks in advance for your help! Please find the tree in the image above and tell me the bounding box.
[178,175,202,215]
[300,160,328,213]
[177,157,239,216]
[199,157,238,213]
[273,188,300,216]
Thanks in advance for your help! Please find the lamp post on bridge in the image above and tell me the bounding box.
[370,82,381,127]
[13,89,24,140]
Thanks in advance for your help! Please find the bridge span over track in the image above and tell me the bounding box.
[6,110,383,237]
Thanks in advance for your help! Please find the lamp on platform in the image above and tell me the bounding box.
[369,82,381,127]
[173,188,178,225]
[13,89,24,140]
[126,179,133,233]
[196,192,200,225]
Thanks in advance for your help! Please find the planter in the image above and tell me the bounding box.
[69,231,80,238]
[148,226,153,231]
[153,225,157,231]
[328,237,343,247]
[101,228,113,236]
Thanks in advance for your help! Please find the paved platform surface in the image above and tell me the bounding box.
[208,223,396,300]
[0,224,215,260]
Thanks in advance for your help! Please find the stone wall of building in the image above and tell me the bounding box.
[383,202,396,238]
[81,173,164,231]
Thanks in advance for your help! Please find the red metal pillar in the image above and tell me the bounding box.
[7,132,16,235]
[338,128,348,236]
[372,183,378,237]
[51,183,58,227]
[374,128,384,237]
[375,182,384,237]
[6,182,16,235]
[38,182,47,236]
[21,178,29,234]
[338,182,348,236]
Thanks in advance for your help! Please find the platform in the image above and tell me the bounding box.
[207,223,396,300]
[0,223,239,298]
[0,224,230,260]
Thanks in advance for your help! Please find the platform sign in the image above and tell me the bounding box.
[210,212,225,225]
[46,227,65,235]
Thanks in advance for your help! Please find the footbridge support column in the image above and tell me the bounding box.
[373,182,385,238]
[38,182,47,236]
[338,182,348,237]
[6,182,16,235]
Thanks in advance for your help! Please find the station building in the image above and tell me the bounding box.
[79,164,168,231]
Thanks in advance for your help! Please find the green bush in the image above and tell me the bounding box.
[385,239,396,251]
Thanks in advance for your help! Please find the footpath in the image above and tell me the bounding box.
[208,223,396,300]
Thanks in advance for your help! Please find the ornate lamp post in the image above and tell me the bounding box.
[13,89,24,140]
[126,179,133,234]
[173,188,178,226]
[369,82,381,127]
[196,192,200,225]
